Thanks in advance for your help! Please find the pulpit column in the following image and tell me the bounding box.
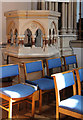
[45,36,48,47]
[18,35,25,47]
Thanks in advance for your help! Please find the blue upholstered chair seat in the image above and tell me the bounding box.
[26,78,54,90]
[59,95,83,114]
[0,84,35,99]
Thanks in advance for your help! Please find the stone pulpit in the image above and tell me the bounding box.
[4,10,60,63]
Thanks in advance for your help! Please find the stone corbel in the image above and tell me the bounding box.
[31,34,36,48]
[13,35,16,45]
[18,35,25,47]
[45,36,48,47]
[53,35,57,45]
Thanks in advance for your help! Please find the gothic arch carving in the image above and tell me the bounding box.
[20,20,45,36]
[7,21,16,35]
[50,21,57,35]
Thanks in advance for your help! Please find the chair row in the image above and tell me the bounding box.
[0,54,80,119]
[52,67,83,119]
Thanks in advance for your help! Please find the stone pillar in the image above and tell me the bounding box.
[49,2,51,10]
[32,35,36,48]
[51,2,55,11]
[41,0,45,10]
[65,3,68,31]
[68,2,72,33]
[73,2,77,34]
[37,0,41,10]
[55,2,58,11]
[31,2,37,10]
[71,2,73,32]
[45,2,48,10]
[61,2,66,34]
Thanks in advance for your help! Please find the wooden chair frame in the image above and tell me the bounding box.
[63,54,78,71]
[23,60,54,113]
[51,70,83,119]
[75,67,83,95]
[0,64,38,118]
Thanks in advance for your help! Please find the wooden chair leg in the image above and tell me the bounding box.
[56,106,59,119]
[39,90,42,113]
[32,96,35,117]
[8,99,12,119]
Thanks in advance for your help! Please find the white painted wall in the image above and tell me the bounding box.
[1,2,31,43]
[0,2,2,43]
[73,48,83,67]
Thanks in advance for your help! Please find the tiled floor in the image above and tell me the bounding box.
[0,81,81,120]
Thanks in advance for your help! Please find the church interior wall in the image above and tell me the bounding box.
[0,2,82,68]
[2,2,30,43]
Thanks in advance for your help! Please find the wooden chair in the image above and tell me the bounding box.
[23,60,55,112]
[51,70,83,119]
[46,57,63,77]
[0,64,38,118]
[63,54,78,71]
[75,67,83,95]
[46,57,66,98]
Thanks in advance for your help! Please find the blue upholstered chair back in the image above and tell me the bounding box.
[0,64,19,78]
[25,61,43,73]
[54,71,75,91]
[78,68,83,82]
[47,57,62,69]
[65,55,77,65]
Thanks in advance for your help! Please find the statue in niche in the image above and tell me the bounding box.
[35,29,43,47]
[24,29,32,47]
[10,29,13,45]
[49,29,51,45]
[15,29,18,46]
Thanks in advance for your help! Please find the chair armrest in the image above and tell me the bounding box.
[25,80,38,90]
[45,75,53,79]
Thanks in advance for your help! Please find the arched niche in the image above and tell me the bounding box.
[48,29,51,45]
[24,29,32,47]
[51,21,57,35]
[14,29,18,44]
[21,21,45,37]
[9,29,13,44]
[35,29,43,47]
[50,21,58,44]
